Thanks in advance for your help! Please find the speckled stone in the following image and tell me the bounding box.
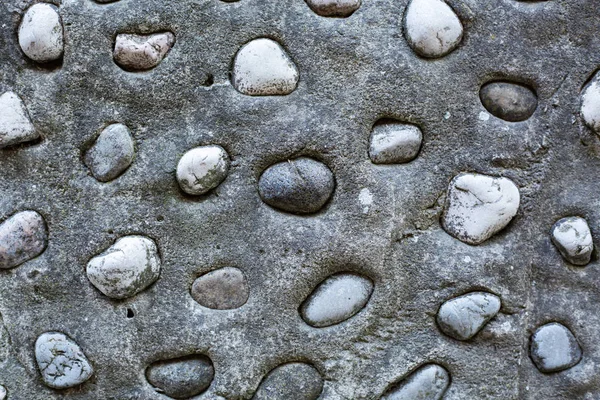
[480,82,538,122]
[113,32,176,71]
[551,216,593,266]
[18,3,64,63]
[146,355,214,399]
[369,120,423,164]
[436,291,501,341]
[176,145,230,195]
[84,123,135,182]
[253,362,323,400]
[305,0,361,17]
[0,91,38,149]
[191,267,249,310]
[382,364,450,400]
[0,210,48,270]
[530,323,582,373]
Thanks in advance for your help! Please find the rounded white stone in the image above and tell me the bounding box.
[0,91,38,149]
[305,0,361,17]
[232,38,299,96]
[18,3,64,63]
[530,323,582,373]
[436,291,501,341]
[551,216,593,266]
[84,123,135,182]
[581,78,600,133]
[382,364,450,400]
[176,145,230,195]
[114,32,176,71]
[404,0,463,58]
[0,385,6,400]
[369,121,423,164]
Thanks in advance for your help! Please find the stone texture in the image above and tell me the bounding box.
[84,123,135,182]
[146,355,214,399]
[113,32,176,71]
[191,267,249,310]
[382,364,450,400]
[253,362,323,400]
[0,91,38,149]
[176,145,230,195]
[0,211,47,270]
[581,74,600,133]
[551,216,593,266]
[369,120,423,164]
[480,82,538,122]
[436,291,501,341]
[35,332,94,389]
[18,3,64,63]
[305,0,361,17]
[530,323,582,373]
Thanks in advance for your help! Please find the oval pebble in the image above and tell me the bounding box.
[530,322,582,373]
[253,362,323,400]
[84,123,135,182]
[441,173,520,245]
[35,332,94,389]
[300,272,373,328]
[191,267,249,310]
[582,74,600,133]
[0,385,6,400]
[146,355,214,399]
[0,210,47,270]
[436,291,501,341]
[258,157,335,214]
[551,216,593,266]
[232,38,299,96]
[305,0,361,17]
[0,91,39,149]
[404,0,463,58]
[480,81,538,122]
[86,235,161,299]
[369,120,422,164]
[176,145,230,195]
[382,364,450,400]
[114,32,175,72]
[18,3,64,63]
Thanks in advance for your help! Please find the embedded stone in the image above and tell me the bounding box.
[369,120,422,164]
[0,211,48,270]
[551,217,593,266]
[436,291,501,341]
[582,75,600,134]
[114,32,176,71]
[86,235,161,299]
[0,91,38,149]
[232,38,299,96]
[84,123,135,182]
[191,267,249,310]
[258,157,335,214]
[305,0,361,17]
[382,364,450,400]
[146,355,214,399]
[35,332,94,389]
[0,385,6,400]
[404,0,463,58]
[480,82,538,122]
[253,362,323,400]
[176,145,230,195]
[18,3,64,63]
[300,272,373,328]
[441,173,520,245]
[530,322,582,373]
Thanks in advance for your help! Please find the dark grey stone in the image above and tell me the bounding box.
[0,211,47,270]
[253,362,323,400]
[146,355,214,399]
[84,123,135,182]
[191,266,249,310]
[480,82,538,122]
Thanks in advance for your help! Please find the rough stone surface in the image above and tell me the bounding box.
[146,355,214,399]
[369,120,423,164]
[550,216,593,266]
[530,323,582,373]
[253,362,323,400]
[18,3,63,63]
[581,74,600,133]
[0,211,47,270]
[0,91,38,149]
[176,145,230,195]
[480,82,538,122]
[436,291,501,341]
[84,123,135,182]
[113,32,176,72]
[382,364,450,400]
[305,0,361,17]
[191,267,249,310]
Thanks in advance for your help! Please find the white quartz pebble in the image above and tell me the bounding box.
[437,292,501,340]
[176,145,230,195]
[581,76,600,134]
[35,332,93,389]
[0,92,38,149]
[18,3,64,63]
[382,364,450,400]
[530,323,582,373]
[114,32,175,71]
[551,217,593,266]
[369,121,422,164]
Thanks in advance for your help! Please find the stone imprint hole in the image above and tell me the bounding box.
[126,308,134,318]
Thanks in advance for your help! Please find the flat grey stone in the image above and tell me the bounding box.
[113,32,176,72]
[191,267,249,310]
[146,355,214,399]
[551,216,593,266]
[86,235,161,299]
[18,3,64,63]
[35,332,94,389]
[581,74,600,134]
[0,211,47,270]
[382,364,450,400]
[258,157,335,214]
[441,173,520,245]
[436,291,501,341]
[176,145,230,195]
[300,272,373,328]
[530,323,582,373]
[369,120,422,164]
[305,0,361,17]
[0,91,38,149]
[253,362,323,400]
[84,123,135,182]
[480,82,538,122]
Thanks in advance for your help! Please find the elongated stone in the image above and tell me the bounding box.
[191,267,249,310]
[530,323,582,373]
[551,217,593,266]
[480,82,538,122]
[0,91,38,149]
[382,364,450,400]
[0,211,47,270]
[436,292,501,340]
[146,355,214,399]
[581,74,600,133]
[84,123,135,182]
[253,363,323,400]
[18,3,64,63]
[369,120,422,164]
[114,32,175,71]
[176,145,230,195]
[305,0,361,17]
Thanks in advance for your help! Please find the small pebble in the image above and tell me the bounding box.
[232,38,299,96]
[84,123,135,182]
[0,211,48,270]
[441,173,520,245]
[258,157,335,214]
[0,385,6,400]
[86,235,161,299]
[176,145,230,195]
[551,216,593,266]
[253,362,323,400]
[35,332,94,389]
[369,120,422,164]
[382,364,450,400]
[191,267,249,310]
[305,0,361,17]
[581,74,600,134]
[480,81,538,122]
[0,91,38,149]
[300,273,373,328]
[404,0,463,58]
[436,291,501,341]
[114,32,175,71]
[530,322,582,373]
[18,3,64,63]
[146,355,214,399]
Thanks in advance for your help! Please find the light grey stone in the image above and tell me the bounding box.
[0,91,38,149]
[441,173,520,245]
[436,291,501,341]
[369,121,423,164]
[35,332,93,389]
[382,364,450,400]
[84,123,135,182]
[146,355,214,399]
[253,362,323,400]
[232,38,299,96]
[0,385,6,400]
[551,216,593,266]
[18,3,64,63]
[581,74,600,134]
[191,267,249,310]
[86,235,161,299]
[300,272,373,328]
[0,211,47,270]
[305,0,361,17]
[176,145,230,195]
[530,323,582,373]
[480,82,538,122]
[113,32,176,72]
